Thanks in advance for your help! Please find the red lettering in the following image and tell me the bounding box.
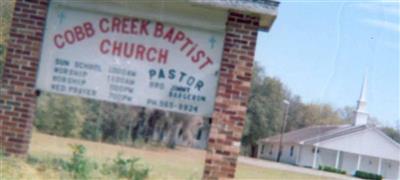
[186,43,198,57]
[123,42,134,58]
[54,34,64,49]
[64,30,75,44]
[140,20,150,35]
[112,41,123,56]
[100,39,111,54]
[53,22,95,49]
[99,40,169,65]
[135,45,145,60]
[163,27,174,42]
[192,50,205,63]
[181,38,193,51]
[172,31,185,44]
[83,22,95,37]
[158,49,168,64]
[130,18,139,35]
[199,57,213,70]
[147,47,157,62]
[154,22,164,38]
[112,17,121,32]
[122,17,130,34]
[99,18,109,33]
[74,26,85,41]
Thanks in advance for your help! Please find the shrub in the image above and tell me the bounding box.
[35,93,85,137]
[318,165,346,175]
[0,155,37,180]
[101,153,150,180]
[63,144,97,179]
[25,145,150,179]
[26,156,72,179]
[354,170,383,180]
[80,120,102,141]
[26,155,41,165]
[0,149,5,159]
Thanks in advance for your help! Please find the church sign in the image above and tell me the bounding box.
[2,0,279,179]
[36,4,224,117]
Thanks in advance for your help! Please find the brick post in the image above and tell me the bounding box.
[0,0,49,156]
[203,11,260,179]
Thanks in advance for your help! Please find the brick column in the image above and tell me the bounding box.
[203,11,260,179]
[0,0,49,156]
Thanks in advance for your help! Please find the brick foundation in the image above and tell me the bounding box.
[203,11,260,179]
[0,0,49,156]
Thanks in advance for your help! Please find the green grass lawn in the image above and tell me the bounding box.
[1,132,331,179]
[235,164,328,180]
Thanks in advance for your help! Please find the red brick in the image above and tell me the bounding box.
[1,0,49,157]
[203,11,259,180]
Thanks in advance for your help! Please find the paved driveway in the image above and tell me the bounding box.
[238,157,359,180]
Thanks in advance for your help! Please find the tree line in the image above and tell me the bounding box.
[241,63,399,154]
[242,62,351,154]
[34,93,204,148]
[30,62,400,155]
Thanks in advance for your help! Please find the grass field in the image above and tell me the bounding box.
[1,132,334,179]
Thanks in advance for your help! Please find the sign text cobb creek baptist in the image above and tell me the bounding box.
[36,5,224,117]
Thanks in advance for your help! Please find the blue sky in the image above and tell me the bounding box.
[255,1,399,127]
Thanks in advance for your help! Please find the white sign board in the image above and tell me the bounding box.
[36,3,225,117]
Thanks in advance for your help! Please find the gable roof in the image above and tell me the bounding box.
[302,125,369,145]
[259,124,400,161]
[316,126,400,161]
[258,124,368,145]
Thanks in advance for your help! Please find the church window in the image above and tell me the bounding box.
[178,128,183,137]
[290,146,294,156]
[269,145,273,155]
[196,129,202,140]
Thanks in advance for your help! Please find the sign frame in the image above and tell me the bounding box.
[0,1,265,179]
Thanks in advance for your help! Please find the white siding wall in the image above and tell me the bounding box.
[259,143,279,161]
[360,155,379,174]
[298,146,337,168]
[258,128,400,179]
[193,127,209,149]
[318,129,400,161]
[298,145,314,168]
[381,159,399,179]
[280,145,298,165]
[259,143,298,165]
[340,152,358,175]
[318,148,337,168]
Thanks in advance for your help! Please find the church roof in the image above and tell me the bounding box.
[359,75,368,103]
[258,124,369,145]
[189,0,280,31]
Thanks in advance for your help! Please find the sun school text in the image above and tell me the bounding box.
[52,16,214,70]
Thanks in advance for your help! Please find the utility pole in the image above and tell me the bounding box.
[277,100,290,162]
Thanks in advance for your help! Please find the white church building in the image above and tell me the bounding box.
[257,78,400,179]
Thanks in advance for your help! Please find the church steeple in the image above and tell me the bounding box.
[357,75,367,112]
[354,75,369,126]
